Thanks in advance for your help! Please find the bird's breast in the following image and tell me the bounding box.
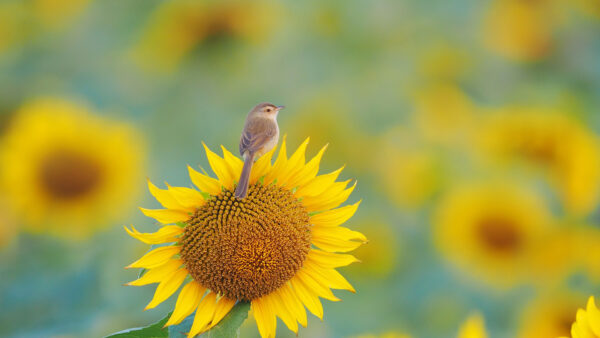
[256,126,279,158]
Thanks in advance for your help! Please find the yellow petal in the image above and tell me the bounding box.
[165,281,207,327]
[166,185,205,210]
[188,165,221,196]
[264,136,288,185]
[295,166,344,198]
[221,145,244,180]
[276,138,309,187]
[312,225,368,242]
[126,259,182,286]
[126,245,181,269]
[277,283,307,327]
[574,309,595,338]
[457,313,488,338]
[252,296,277,338]
[148,180,183,210]
[295,269,339,302]
[265,289,298,333]
[124,225,183,244]
[188,292,219,338]
[302,260,355,292]
[312,235,364,253]
[250,147,276,184]
[145,267,188,310]
[140,208,190,224]
[206,297,236,330]
[571,322,580,338]
[306,249,360,268]
[586,296,600,336]
[289,276,323,319]
[287,144,328,188]
[302,180,356,212]
[203,142,235,189]
[310,201,361,228]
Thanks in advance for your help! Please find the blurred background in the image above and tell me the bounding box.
[0,0,599,337]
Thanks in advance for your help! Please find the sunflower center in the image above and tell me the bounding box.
[39,150,103,200]
[516,136,558,166]
[476,217,522,253]
[179,182,311,301]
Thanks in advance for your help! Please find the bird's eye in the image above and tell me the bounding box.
[266,108,272,112]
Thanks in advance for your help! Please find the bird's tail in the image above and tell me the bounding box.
[235,154,254,198]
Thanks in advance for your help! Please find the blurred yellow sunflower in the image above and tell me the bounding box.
[354,332,411,338]
[563,296,600,338]
[483,0,557,61]
[0,198,17,247]
[0,98,145,239]
[289,96,373,173]
[417,43,471,83]
[527,225,579,287]
[348,219,398,279]
[569,0,600,18]
[130,0,281,72]
[0,2,27,54]
[571,226,600,283]
[0,0,89,55]
[457,313,487,338]
[410,83,476,147]
[125,138,365,338]
[433,182,553,288]
[519,291,584,338]
[479,109,600,216]
[375,127,444,210]
[31,0,90,30]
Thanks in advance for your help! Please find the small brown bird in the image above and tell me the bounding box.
[234,102,284,198]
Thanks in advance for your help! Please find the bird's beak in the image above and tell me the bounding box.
[276,105,285,111]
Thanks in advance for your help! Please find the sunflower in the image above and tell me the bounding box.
[125,138,365,338]
[130,0,281,72]
[563,296,600,338]
[0,98,145,239]
[0,198,17,247]
[288,95,373,173]
[566,226,600,284]
[433,181,553,288]
[354,332,411,338]
[519,291,585,338]
[411,83,476,146]
[0,2,27,54]
[348,219,397,279]
[375,126,444,209]
[457,313,487,338]
[570,0,600,18]
[416,43,471,83]
[479,109,600,216]
[483,0,557,61]
[31,0,90,30]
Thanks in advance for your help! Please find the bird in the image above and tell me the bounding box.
[234,102,284,198]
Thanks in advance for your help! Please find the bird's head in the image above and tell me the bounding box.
[250,102,285,118]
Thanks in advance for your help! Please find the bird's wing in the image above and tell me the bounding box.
[239,118,277,156]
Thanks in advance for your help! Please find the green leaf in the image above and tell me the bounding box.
[167,313,194,338]
[105,312,171,338]
[168,302,250,338]
[206,302,251,338]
